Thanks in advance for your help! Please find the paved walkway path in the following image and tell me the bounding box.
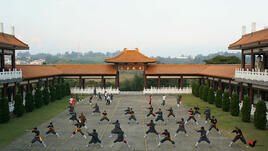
[1,95,243,151]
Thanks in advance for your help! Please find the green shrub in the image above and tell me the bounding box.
[42,87,50,105]
[215,89,223,108]
[199,85,203,99]
[195,84,200,97]
[202,85,209,102]
[254,100,267,130]
[208,88,215,104]
[241,96,251,122]
[0,97,10,123]
[25,92,34,112]
[230,93,240,116]
[65,83,71,96]
[49,86,56,102]
[192,83,196,96]
[34,89,43,108]
[13,94,25,117]
[222,92,230,112]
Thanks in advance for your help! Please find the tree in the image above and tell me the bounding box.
[13,94,25,117]
[25,92,34,112]
[208,88,215,104]
[34,89,43,108]
[199,85,203,99]
[50,86,56,102]
[254,100,267,130]
[204,56,241,64]
[42,87,50,105]
[0,97,10,123]
[241,96,251,122]
[222,92,230,112]
[230,93,240,116]
[215,89,223,108]
[202,86,209,102]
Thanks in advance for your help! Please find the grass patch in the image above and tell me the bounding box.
[182,94,268,151]
[0,96,69,148]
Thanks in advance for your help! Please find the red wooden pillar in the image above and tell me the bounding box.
[143,64,147,88]
[79,77,82,89]
[239,82,244,101]
[1,49,5,70]
[115,64,119,89]
[249,84,254,104]
[250,50,255,71]
[228,80,232,96]
[219,79,223,91]
[157,76,160,88]
[241,50,245,69]
[82,79,85,89]
[11,50,16,69]
[207,77,210,87]
[263,54,268,69]
[178,78,180,88]
[180,76,183,88]
[52,78,55,86]
[13,83,17,98]
[45,78,49,88]
[19,85,24,97]
[37,80,40,89]
[102,76,106,88]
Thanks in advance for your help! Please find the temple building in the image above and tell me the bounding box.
[0,23,267,105]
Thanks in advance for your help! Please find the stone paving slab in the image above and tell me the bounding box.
[1,95,243,151]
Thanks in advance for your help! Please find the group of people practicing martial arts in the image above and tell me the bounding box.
[28,93,256,149]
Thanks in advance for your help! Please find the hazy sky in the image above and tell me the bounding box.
[1,0,267,56]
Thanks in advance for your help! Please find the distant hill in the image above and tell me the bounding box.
[17,50,250,65]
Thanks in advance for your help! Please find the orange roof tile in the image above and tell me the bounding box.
[146,64,209,75]
[228,28,268,50]
[146,64,244,79]
[104,48,158,63]
[54,64,116,75]
[16,65,62,79]
[0,33,29,50]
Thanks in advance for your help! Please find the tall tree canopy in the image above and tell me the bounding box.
[204,56,241,64]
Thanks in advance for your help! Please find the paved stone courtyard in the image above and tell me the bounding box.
[1,95,243,151]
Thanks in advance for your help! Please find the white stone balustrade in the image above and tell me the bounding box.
[71,87,120,95]
[143,87,192,94]
[235,68,268,82]
[0,69,22,81]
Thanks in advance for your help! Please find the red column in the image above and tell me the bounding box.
[102,77,106,88]
[250,50,255,71]
[241,50,245,69]
[52,78,55,86]
[45,79,49,87]
[11,50,16,69]
[13,83,17,98]
[249,84,254,104]
[115,64,119,89]
[37,80,40,89]
[239,83,244,101]
[178,78,180,88]
[20,85,24,97]
[207,77,210,87]
[229,80,232,96]
[1,49,5,70]
[157,76,160,88]
[82,79,85,89]
[219,79,223,91]
[79,77,82,89]
[180,76,183,88]
[143,64,147,88]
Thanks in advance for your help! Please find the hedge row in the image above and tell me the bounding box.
[0,83,71,124]
[192,82,267,130]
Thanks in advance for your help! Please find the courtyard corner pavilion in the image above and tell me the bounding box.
[1,26,268,105]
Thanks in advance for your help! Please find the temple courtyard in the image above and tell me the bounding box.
[1,95,243,151]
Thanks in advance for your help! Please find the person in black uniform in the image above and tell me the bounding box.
[111,128,130,148]
[158,129,175,147]
[195,127,210,148]
[99,110,110,123]
[204,106,211,124]
[86,129,103,147]
[207,116,221,135]
[144,120,160,138]
[30,127,46,148]
[146,105,155,117]
[69,112,79,123]
[155,108,166,124]
[185,108,198,125]
[92,103,100,115]
[128,108,138,124]
[45,122,60,137]
[89,95,93,105]
[229,127,247,147]
[167,107,175,118]
[124,107,131,115]
[174,118,188,137]
[71,121,87,139]
[109,120,121,137]
[98,92,102,101]
[194,105,201,117]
